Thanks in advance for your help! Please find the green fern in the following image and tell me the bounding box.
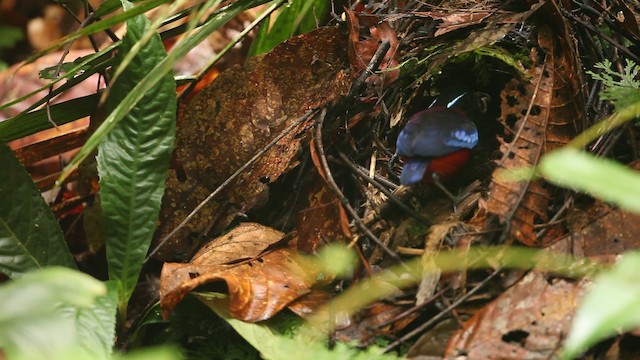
[588,59,640,111]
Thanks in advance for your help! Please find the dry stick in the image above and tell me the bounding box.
[373,286,450,330]
[340,152,399,191]
[563,5,640,63]
[335,152,398,190]
[383,269,501,353]
[315,111,401,262]
[144,109,315,263]
[337,151,433,225]
[346,41,391,100]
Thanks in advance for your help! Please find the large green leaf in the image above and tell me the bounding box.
[539,148,640,213]
[196,293,402,360]
[0,143,75,277]
[96,4,176,311]
[0,267,106,360]
[71,280,119,360]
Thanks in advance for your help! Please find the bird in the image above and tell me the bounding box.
[395,99,479,186]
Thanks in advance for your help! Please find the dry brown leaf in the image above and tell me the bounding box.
[482,22,585,246]
[12,127,88,166]
[411,11,493,37]
[345,10,400,85]
[160,246,318,322]
[153,27,350,260]
[291,174,350,253]
[190,222,285,266]
[287,289,331,318]
[444,272,590,359]
[548,202,640,257]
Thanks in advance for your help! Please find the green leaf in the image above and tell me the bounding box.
[0,267,106,360]
[96,5,176,311]
[94,0,130,18]
[0,94,99,142]
[562,252,640,359]
[538,148,640,213]
[249,0,327,56]
[0,143,75,278]
[71,281,119,360]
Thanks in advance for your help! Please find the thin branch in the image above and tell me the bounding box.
[337,151,433,226]
[383,269,501,352]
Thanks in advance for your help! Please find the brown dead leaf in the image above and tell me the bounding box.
[411,11,493,37]
[548,202,640,257]
[444,272,590,359]
[291,173,350,253]
[345,10,400,85]
[153,27,350,260]
[160,246,319,322]
[482,22,585,246]
[190,222,285,266]
[287,289,331,318]
[12,127,88,166]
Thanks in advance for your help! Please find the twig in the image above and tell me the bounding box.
[336,151,398,190]
[144,109,316,262]
[383,269,501,352]
[337,152,433,225]
[346,41,391,100]
[45,10,98,130]
[562,6,640,63]
[373,286,449,330]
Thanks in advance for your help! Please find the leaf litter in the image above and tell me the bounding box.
[6,0,640,358]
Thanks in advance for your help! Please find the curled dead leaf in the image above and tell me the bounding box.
[160,246,319,322]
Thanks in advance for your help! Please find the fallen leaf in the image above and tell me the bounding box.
[345,10,400,85]
[548,202,640,257]
[445,272,590,359]
[482,22,585,246]
[190,222,286,266]
[160,246,318,322]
